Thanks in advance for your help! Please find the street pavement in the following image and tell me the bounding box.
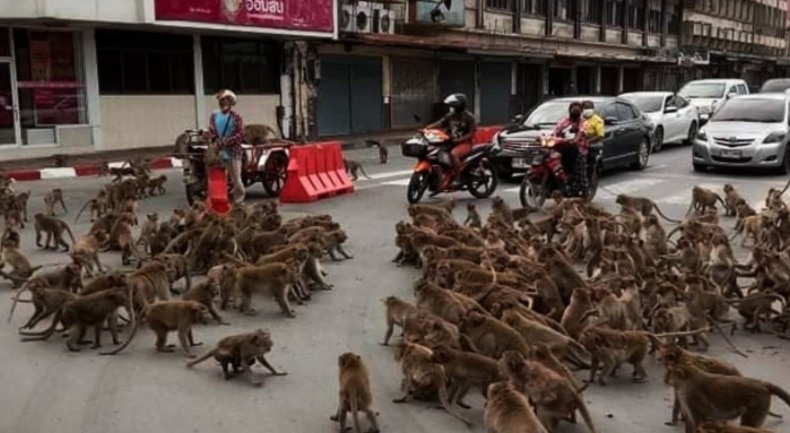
[2,142,790,433]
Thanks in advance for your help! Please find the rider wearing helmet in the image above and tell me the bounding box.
[205,89,245,205]
[426,93,477,189]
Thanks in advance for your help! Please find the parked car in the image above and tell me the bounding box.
[493,96,652,179]
[620,91,699,152]
[759,78,790,93]
[677,78,749,125]
[692,93,790,173]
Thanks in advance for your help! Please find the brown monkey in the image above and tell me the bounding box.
[137,213,159,253]
[0,243,42,287]
[187,329,287,385]
[1,226,20,248]
[344,159,371,181]
[458,311,530,359]
[616,193,681,223]
[44,188,67,216]
[578,326,655,386]
[723,184,743,217]
[366,139,388,164]
[20,262,82,293]
[331,352,380,433]
[13,190,30,222]
[428,346,506,408]
[146,175,167,196]
[34,213,75,251]
[234,262,300,317]
[150,253,191,294]
[463,203,482,229]
[697,422,776,433]
[243,123,278,144]
[561,287,597,340]
[414,278,487,325]
[9,282,77,330]
[182,281,229,325]
[686,185,728,216]
[107,213,145,265]
[103,300,209,357]
[665,360,790,432]
[485,381,549,433]
[74,197,106,223]
[381,295,421,345]
[71,230,109,276]
[80,271,128,296]
[322,229,354,261]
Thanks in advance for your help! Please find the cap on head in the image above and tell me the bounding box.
[216,89,237,106]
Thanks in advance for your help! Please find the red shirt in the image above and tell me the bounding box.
[554,117,588,154]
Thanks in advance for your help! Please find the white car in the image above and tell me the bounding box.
[620,91,699,152]
[677,78,749,125]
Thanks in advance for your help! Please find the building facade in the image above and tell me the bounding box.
[0,0,336,161]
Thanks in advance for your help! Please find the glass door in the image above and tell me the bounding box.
[0,61,19,145]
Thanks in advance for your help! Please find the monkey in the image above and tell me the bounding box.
[33,213,75,251]
[43,188,67,216]
[732,292,785,333]
[615,193,681,223]
[381,295,422,346]
[458,311,530,360]
[463,203,482,229]
[12,190,29,222]
[136,213,159,254]
[322,229,354,261]
[723,184,743,217]
[21,288,130,351]
[344,159,371,181]
[102,300,209,357]
[74,197,106,223]
[414,278,487,325]
[501,309,589,374]
[233,262,300,317]
[0,243,42,288]
[697,422,777,433]
[428,345,506,409]
[537,246,586,304]
[80,271,127,296]
[330,352,380,433]
[686,185,729,216]
[187,329,287,385]
[151,253,191,294]
[97,160,111,176]
[1,226,20,249]
[107,213,146,265]
[146,175,168,196]
[665,359,790,432]
[71,230,109,276]
[490,196,515,226]
[484,381,550,433]
[499,350,597,433]
[182,281,229,325]
[19,262,83,294]
[243,123,278,144]
[366,139,388,164]
[560,288,598,339]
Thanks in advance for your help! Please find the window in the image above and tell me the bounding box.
[711,98,785,123]
[675,95,689,108]
[201,37,281,95]
[12,29,88,145]
[602,103,619,120]
[96,30,194,94]
[523,0,547,15]
[487,0,512,9]
[667,3,681,34]
[606,0,623,26]
[616,102,637,120]
[555,0,568,19]
[583,0,603,23]
[628,3,645,29]
[648,5,661,32]
[621,93,663,112]
[737,84,748,94]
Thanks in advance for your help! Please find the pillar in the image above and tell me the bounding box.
[82,29,102,148]
[192,34,205,129]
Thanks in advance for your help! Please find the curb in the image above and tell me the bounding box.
[5,157,183,182]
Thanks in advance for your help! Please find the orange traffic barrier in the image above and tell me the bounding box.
[280,141,354,203]
[206,166,231,214]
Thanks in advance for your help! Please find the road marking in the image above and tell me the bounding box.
[597,178,666,200]
[381,178,412,187]
[367,169,414,180]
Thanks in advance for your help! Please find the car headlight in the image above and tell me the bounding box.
[696,130,707,141]
[763,132,786,144]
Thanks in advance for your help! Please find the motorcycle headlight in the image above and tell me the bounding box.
[763,132,786,144]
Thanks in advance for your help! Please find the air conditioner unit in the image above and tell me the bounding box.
[374,8,395,34]
[354,1,373,33]
[341,2,354,32]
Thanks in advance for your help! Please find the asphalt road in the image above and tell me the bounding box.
[2,142,790,433]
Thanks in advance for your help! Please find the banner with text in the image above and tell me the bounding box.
[155,0,335,35]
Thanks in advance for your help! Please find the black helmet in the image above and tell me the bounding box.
[443,93,468,113]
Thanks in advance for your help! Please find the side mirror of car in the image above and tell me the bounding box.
[511,114,525,124]
[726,92,737,100]
[664,106,678,114]
[604,116,618,125]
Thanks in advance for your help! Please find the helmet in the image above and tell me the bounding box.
[443,93,468,113]
[216,89,237,106]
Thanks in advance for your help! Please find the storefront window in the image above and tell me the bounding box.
[13,29,88,145]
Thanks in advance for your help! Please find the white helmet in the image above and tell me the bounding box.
[216,89,237,106]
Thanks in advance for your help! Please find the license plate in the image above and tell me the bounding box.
[720,149,742,159]
[512,158,529,168]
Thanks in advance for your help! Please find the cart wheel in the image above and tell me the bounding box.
[262,151,288,197]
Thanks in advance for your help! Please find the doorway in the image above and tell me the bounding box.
[548,68,573,97]
[0,61,19,145]
[576,66,593,95]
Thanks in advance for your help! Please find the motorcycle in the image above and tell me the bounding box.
[401,128,499,204]
[174,129,291,205]
[518,134,602,211]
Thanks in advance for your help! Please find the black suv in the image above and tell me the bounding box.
[493,96,653,179]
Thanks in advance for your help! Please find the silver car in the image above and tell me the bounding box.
[692,93,790,173]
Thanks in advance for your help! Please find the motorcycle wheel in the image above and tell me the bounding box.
[407,172,429,204]
[467,157,498,199]
[262,151,289,197]
[519,175,546,212]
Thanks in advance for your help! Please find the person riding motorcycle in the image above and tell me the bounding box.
[545,101,588,196]
[425,93,477,190]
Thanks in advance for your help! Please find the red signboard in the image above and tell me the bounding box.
[155,0,335,34]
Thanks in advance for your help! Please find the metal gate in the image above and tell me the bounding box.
[439,59,475,119]
[317,55,383,137]
[479,62,512,125]
[390,57,436,129]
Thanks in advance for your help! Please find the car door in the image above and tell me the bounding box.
[662,94,682,141]
[599,102,623,168]
[737,83,748,95]
[615,102,642,163]
[674,95,696,141]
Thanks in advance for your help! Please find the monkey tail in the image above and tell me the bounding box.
[186,349,216,368]
[8,284,32,323]
[714,194,730,214]
[665,225,683,240]
[74,199,93,223]
[766,382,790,411]
[100,296,143,356]
[162,230,191,254]
[436,370,473,426]
[222,252,251,267]
[19,309,62,340]
[358,164,372,180]
[63,223,76,244]
[574,393,599,433]
[653,203,681,224]
[779,177,790,196]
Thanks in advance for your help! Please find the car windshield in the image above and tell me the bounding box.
[621,94,663,113]
[711,98,786,123]
[523,101,591,127]
[679,82,726,99]
[760,80,790,93]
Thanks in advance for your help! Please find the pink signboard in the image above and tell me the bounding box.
[155,0,335,34]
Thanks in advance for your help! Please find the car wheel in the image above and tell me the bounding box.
[684,121,698,146]
[630,136,650,170]
[693,162,708,172]
[652,127,663,153]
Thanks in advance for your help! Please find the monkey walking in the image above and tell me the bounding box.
[44,188,68,216]
[187,329,287,386]
[344,159,372,181]
[365,140,388,164]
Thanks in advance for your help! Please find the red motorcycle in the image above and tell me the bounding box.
[518,135,602,211]
[401,128,499,204]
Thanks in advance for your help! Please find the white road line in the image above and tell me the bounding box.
[380,178,412,187]
[39,167,77,179]
[367,169,414,180]
[597,178,667,200]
